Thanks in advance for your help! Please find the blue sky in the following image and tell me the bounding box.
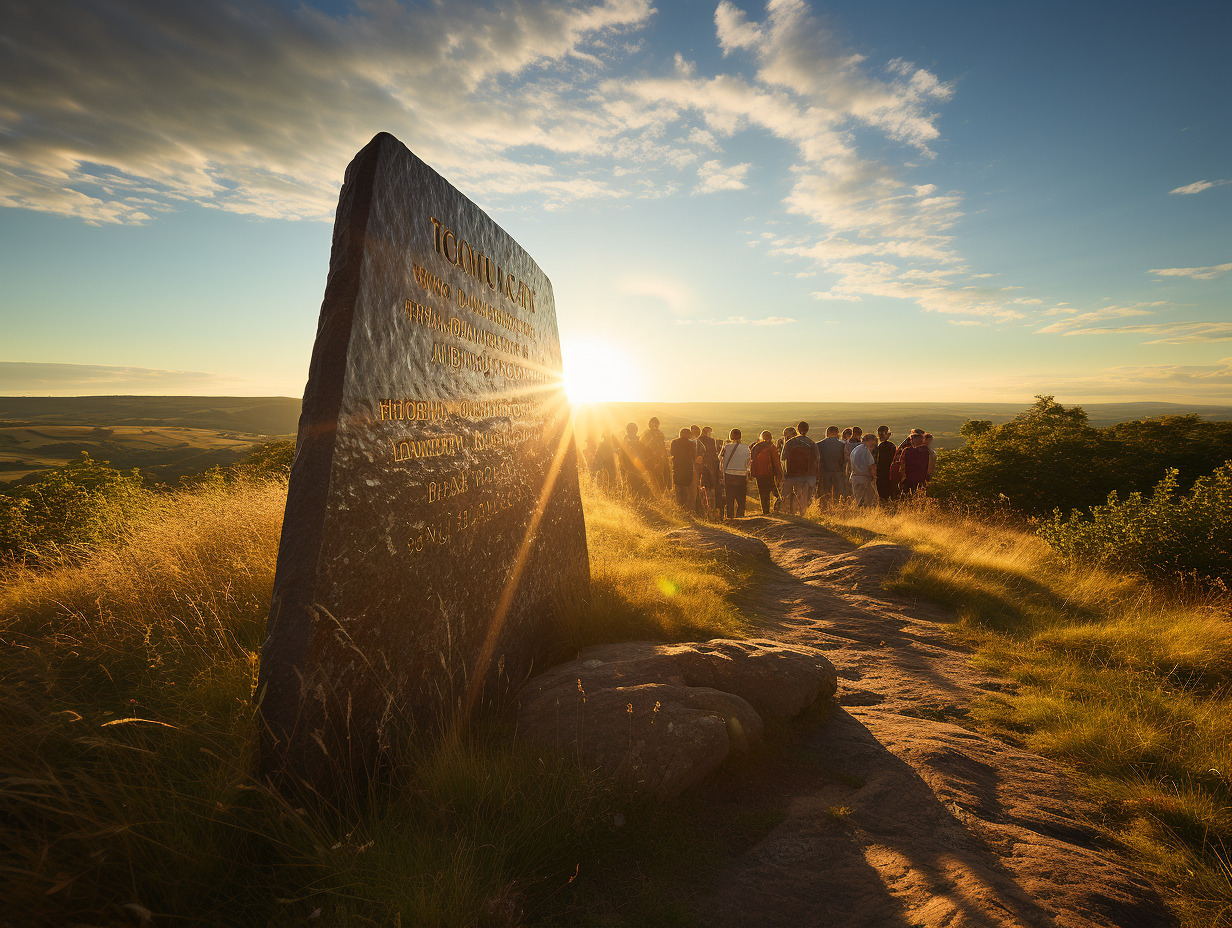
[0,0,1228,403]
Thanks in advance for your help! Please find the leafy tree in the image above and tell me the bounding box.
[234,439,295,479]
[931,397,1232,517]
[930,396,1112,515]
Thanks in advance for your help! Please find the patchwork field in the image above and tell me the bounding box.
[0,424,267,484]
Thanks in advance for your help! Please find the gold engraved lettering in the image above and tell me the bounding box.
[429,216,536,313]
[375,397,542,423]
[432,343,553,385]
[389,434,464,462]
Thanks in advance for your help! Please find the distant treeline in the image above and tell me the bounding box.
[930,397,1232,584]
[929,396,1232,515]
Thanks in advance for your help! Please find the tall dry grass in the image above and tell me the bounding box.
[0,472,763,925]
[565,479,752,648]
[820,499,1232,927]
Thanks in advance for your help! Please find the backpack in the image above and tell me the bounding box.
[785,441,812,477]
[889,448,906,484]
[750,442,774,478]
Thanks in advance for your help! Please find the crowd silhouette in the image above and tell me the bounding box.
[581,418,936,518]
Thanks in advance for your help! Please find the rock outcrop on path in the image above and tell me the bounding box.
[692,516,1173,928]
[517,639,838,798]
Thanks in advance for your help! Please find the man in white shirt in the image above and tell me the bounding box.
[849,433,879,508]
[720,428,751,518]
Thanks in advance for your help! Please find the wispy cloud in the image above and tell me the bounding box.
[1149,262,1232,280]
[617,274,696,316]
[676,315,796,326]
[1169,179,1230,195]
[987,358,1232,400]
[1043,322,1232,345]
[1035,304,1159,335]
[0,361,230,394]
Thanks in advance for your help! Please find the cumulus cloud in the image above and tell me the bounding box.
[1169,179,1229,195]
[694,159,751,193]
[0,0,654,222]
[0,361,230,394]
[598,0,1029,321]
[1149,262,1232,280]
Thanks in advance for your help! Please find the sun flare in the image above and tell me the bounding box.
[561,339,642,405]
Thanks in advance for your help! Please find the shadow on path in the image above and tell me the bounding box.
[673,515,1174,928]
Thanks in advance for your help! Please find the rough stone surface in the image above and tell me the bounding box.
[684,516,1173,928]
[258,133,588,794]
[517,638,837,797]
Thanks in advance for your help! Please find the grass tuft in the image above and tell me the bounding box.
[820,498,1232,927]
[0,473,762,926]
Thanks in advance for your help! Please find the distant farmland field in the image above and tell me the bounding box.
[1,395,1229,480]
[573,401,1232,450]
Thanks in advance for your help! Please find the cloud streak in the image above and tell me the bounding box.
[1169,179,1229,195]
[0,361,230,394]
[1149,262,1232,280]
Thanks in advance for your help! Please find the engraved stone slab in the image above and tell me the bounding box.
[258,133,589,793]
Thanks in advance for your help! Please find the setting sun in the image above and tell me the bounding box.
[561,339,642,405]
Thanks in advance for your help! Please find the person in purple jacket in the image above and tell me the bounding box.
[900,432,931,497]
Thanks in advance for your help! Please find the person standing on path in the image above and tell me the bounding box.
[618,422,648,498]
[686,425,703,512]
[669,427,696,509]
[850,433,879,508]
[641,417,668,495]
[699,426,721,517]
[875,426,897,503]
[720,428,751,519]
[924,432,937,483]
[781,421,819,515]
[900,432,931,497]
[840,428,855,495]
[816,426,845,506]
[749,429,782,515]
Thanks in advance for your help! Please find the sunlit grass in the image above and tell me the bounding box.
[565,478,752,649]
[0,471,764,925]
[820,499,1232,927]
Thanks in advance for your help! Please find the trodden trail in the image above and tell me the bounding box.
[672,515,1172,928]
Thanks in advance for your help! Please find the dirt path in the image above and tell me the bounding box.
[679,516,1172,928]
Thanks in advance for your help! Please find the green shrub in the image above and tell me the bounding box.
[931,397,1232,517]
[0,453,147,562]
[1040,463,1232,583]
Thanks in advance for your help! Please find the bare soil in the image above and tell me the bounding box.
[679,515,1172,928]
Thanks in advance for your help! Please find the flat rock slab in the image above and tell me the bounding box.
[691,518,1173,928]
[517,639,837,797]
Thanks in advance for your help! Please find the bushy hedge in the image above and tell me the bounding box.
[0,454,148,562]
[1039,463,1232,584]
[930,396,1232,517]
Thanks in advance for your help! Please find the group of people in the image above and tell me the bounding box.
[582,419,937,518]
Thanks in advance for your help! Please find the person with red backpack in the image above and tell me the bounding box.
[748,430,782,514]
[780,420,819,515]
